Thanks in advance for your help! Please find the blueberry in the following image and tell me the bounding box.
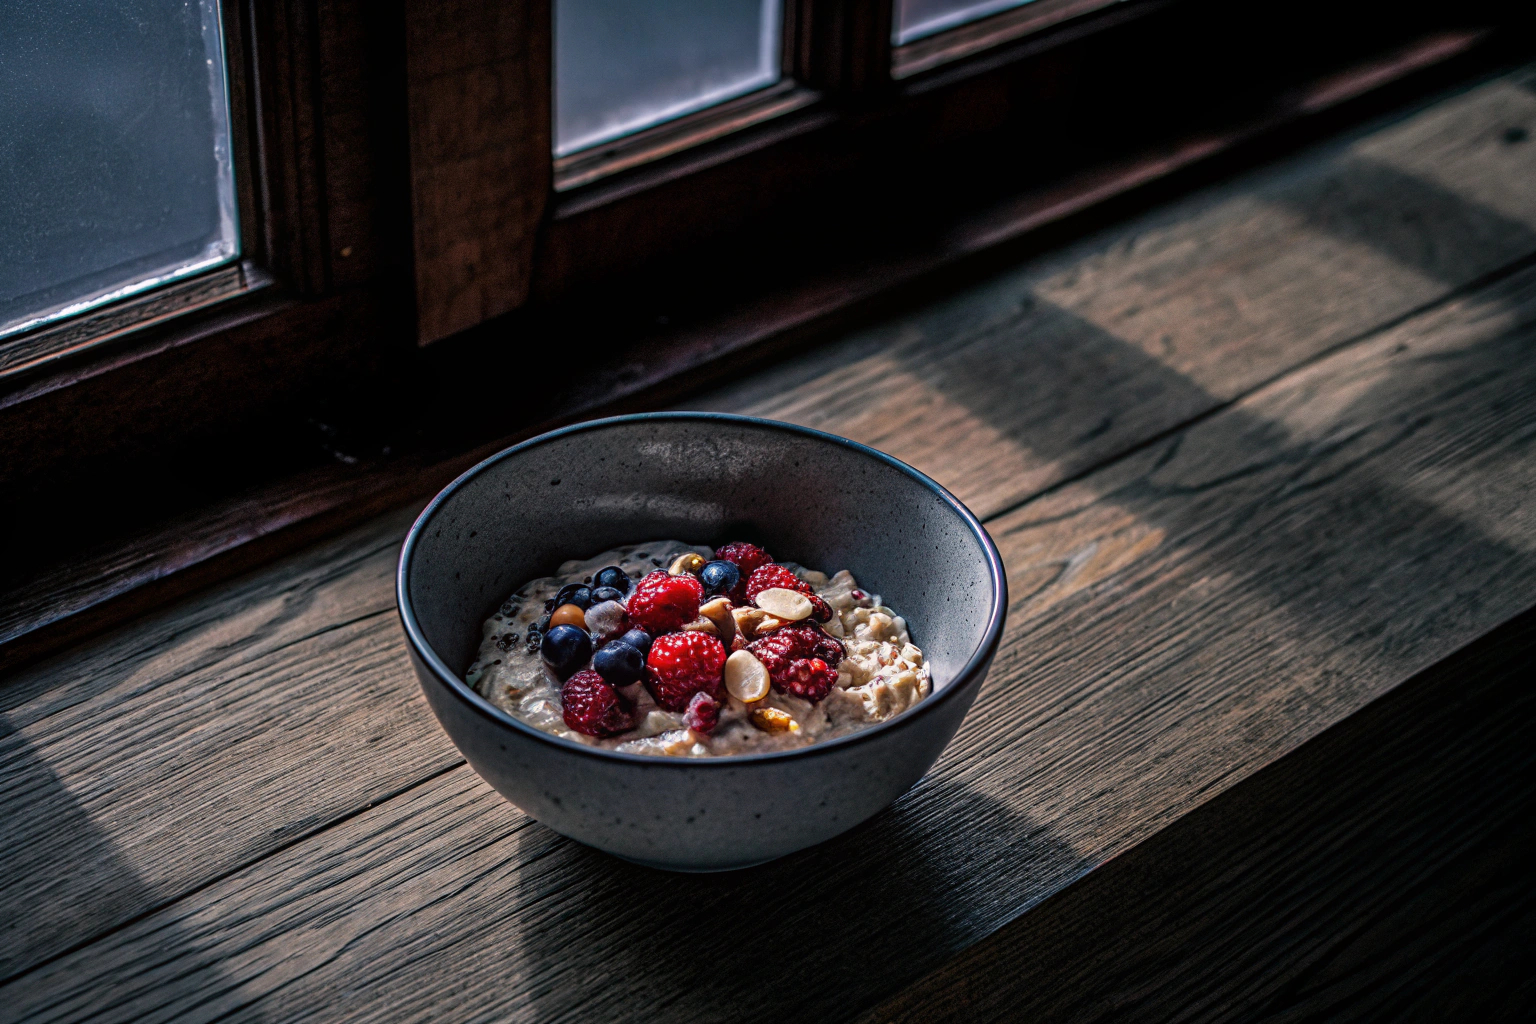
[555,583,593,609]
[618,629,653,656]
[699,560,741,596]
[539,625,592,680]
[590,585,625,604]
[594,566,631,594]
[592,641,645,686]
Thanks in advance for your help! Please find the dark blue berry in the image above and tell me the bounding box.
[592,641,645,686]
[594,566,632,594]
[540,625,591,680]
[618,629,653,656]
[699,560,741,597]
[591,585,625,604]
[555,583,593,609]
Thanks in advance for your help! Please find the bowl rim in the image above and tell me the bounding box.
[396,411,1008,768]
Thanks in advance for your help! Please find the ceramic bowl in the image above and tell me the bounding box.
[396,413,1006,871]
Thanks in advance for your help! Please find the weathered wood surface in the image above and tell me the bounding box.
[7,188,1536,1024]
[2,68,1535,1020]
[692,70,1536,521]
[859,605,1536,1024]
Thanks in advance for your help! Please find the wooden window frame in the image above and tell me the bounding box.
[0,0,1527,670]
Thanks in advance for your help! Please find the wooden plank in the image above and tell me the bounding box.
[0,506,459,983]
[858,605,1536,1024]
[6,232,1535,1021]
[404,0,551,343]
[1,68,1534,985]
[687,70,1536,521]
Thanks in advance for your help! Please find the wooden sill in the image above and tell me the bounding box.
[0,262,273,382]
[0,26,1508,674]
[553,81,823,193]
[892,0,1135,80]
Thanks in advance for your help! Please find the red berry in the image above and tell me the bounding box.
[561,669,635,737]
[779,658,838,702]
[744,565,832,622]
[747,623,844,703]
[645,631,727,712]
[626,570,703,634]
[715,542,773,601]
[684,690,721,734]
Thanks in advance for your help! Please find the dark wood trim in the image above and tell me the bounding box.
[857,603,1536,1023]
[246,0,332,295]
[403,0,552,344]
[0,264,273,381]
[892,0,1126,79]
[553,82,822,192]
[0,24,1511,674]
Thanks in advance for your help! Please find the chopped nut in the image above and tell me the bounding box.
[750,707,798,734]
[698,596,736,646]
[754,587,813,621]
[732,606,785,640]
[681,616,719,635]
[549,603,587,630]
[668,552,706,576]
[725,649,771,702]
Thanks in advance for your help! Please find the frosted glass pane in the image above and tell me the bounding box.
[555,0,782,158]
[894,0,1037,45]
[1,0,238,340]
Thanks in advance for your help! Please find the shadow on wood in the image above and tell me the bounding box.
[859,604,1536,1022]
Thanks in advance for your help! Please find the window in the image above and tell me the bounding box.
[894,0,1036,44]
[2,0,1506,666]
[3,0,1498,490]
[0,0,238,342]
[554,0,784,158]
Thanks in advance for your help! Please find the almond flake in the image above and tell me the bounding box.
[754,588,813,621]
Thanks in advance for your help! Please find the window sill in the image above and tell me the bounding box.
[0,25,1512,674]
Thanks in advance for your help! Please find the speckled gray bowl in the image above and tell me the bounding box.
[397,413,1006,871]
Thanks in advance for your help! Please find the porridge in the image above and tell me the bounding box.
[465,541,930,756]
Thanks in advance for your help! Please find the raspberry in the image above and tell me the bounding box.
[779,658,837,702]
[748,623,843,703]
[744,565,833,622]
[645,631,727,711]
[684,690,720,734]
[626,570,703,635]
[561,670,635,737]
[715,542,772,601]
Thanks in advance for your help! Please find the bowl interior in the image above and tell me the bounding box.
[405,416,998,701]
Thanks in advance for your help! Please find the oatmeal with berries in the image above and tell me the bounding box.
[465,540,930,756]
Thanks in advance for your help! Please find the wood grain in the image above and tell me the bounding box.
[0,507,457,982]
[5,212,1535,1020]
[687,71,1536,521]
[1,65,1533,984]
[404,0,551,343]
[858,604,1536,1024]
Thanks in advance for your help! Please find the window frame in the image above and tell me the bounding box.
[0,0,1524,670]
